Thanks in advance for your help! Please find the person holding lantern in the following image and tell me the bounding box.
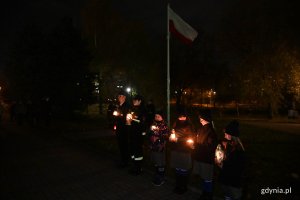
[169,108,195,194]
[215,120,246,200]
[127,94,147,175]
[147,110,170,186]
[113,90,131,168]
[192,109,217,200]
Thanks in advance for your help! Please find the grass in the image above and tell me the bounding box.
[240,123,299,199]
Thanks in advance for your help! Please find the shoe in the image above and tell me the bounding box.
[129,160,143,175]
[173,173,188,195]
[117,162,128,169]
[152,178,165,186]
[129,167,142,176]
[198,192,213,200]
[173,186,187,195]
[173,186,180,193]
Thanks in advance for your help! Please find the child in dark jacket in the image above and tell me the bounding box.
[215,120,246,200]
[147,110,169,186]
[169,110,195,194]
[193,109,217,200]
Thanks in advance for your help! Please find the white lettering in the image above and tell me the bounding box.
[260,187,292,195]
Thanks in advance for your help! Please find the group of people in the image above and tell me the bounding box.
[112,91,246,200]
[9,98,52,126]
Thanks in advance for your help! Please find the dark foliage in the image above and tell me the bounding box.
[5,17,92,115]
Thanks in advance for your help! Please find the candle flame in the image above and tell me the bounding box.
[126,113,133,120]
[113,111,118,116]
[186,138,194,144]
[151,125,157,131]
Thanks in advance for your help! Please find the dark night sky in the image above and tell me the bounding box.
[113,0,229,36]
[0,0,84,68]
[0,0,227,66]
[1,0,298,70]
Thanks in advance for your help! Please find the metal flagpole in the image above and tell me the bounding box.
[167,3,170,125]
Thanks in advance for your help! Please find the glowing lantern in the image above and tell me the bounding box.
[113,111,119,116]
[186,138,194,149]
[126,112,133,125]
[215,144,225,167]
[151,125,158,131]
[186,138,194,144]
[169,129,177,142]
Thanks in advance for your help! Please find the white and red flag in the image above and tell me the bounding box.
[168,6,198,44]
[166,5,198,124]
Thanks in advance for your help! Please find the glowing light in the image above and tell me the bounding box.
[151,125,158,131]
[169,129,177,142]
[126,112,134,125]
[113,111,119,116]
[215,144,225,167]
[170,133,176,140]
[186,138,194,145]
[186,138,194,149]
[126,87,131,93]
[126,113,133,120]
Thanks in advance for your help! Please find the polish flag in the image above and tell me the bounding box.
[168,6,198,44]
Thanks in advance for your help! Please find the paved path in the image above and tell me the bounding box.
[0,124,205,200]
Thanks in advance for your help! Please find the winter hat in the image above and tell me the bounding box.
[133,94,143,101]
[118,90,127,96]
[155,109,165,119]
[198,109,212,122]
[224,120,240,137]
[177,105,187,117]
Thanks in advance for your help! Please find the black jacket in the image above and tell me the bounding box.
[130,105,147,135]
[114,101,130,132]
[169,119,195,153]
[219,142,246,188]
[193,123,217,164]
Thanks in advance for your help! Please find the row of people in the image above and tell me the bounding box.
[112,91,146,175]
[112,91,246,200]
[166,110,246,200]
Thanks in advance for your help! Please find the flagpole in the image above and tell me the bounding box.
[167,5,198,125]
[167,3,170,125]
